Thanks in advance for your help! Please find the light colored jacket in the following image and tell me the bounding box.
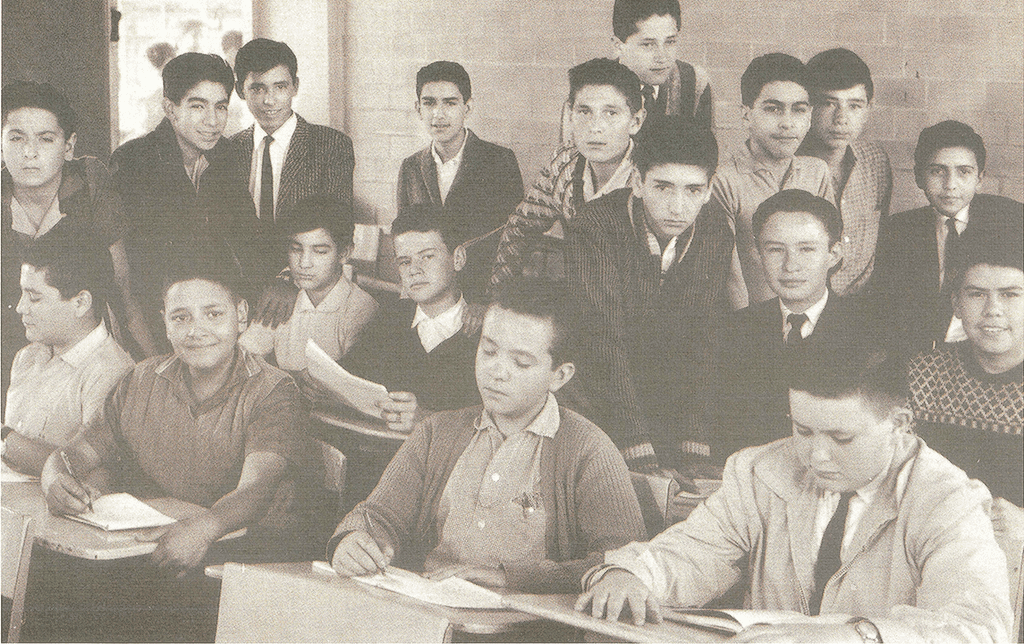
[606,435,1012,642]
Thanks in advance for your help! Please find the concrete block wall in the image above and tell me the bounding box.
[339,0,1023,225]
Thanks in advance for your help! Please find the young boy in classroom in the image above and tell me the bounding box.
[564,115,732,473]
[560,0,713,144]
[491,57,646,286]
[718,189,885,458]
[872,120,1024,357]
[238,194,379,381]
[329,278,646,595]
[1,81,154,392]
[711,53,834,310]
[799,48,893,297]
[579,346,1013,642]
[2,234,134,476]
[908,223,1023,546]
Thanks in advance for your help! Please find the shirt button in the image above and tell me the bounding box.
[491,473,500,482]
[477,520,486,529]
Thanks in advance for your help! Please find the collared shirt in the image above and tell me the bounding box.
[712,142,835,309]
[779,290,829,341]
[411,296,466,353]
[4,323,134,447]
[431,128,468,203]
[185,154,210,189]
[10,192,63,238]
[935,203,970,288]
[582,140,635,202]
[238,276,379,372]
[249,112,298,218]
[629,195,696,277]
[424,393,560,573]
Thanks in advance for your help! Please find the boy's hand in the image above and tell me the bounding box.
[141,514,220,578]
[461,303,487,336]
[40,455,101,516]
[255,279,299,328]
[575,569,662,626]
[378,392,418,433]
[331,530,393,576]
[425,564,507,587]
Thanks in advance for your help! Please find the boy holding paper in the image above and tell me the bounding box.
[329,278,646,594]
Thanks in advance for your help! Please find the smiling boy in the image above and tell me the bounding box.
[329,278,645,593]
[565,115,732,472]
[711,53,834,310]
[492,58,645,286]
[579,346,1012,642]
[872,120,1024,356]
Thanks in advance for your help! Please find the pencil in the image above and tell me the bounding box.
[60,450,94,512]
[361,507,388,576]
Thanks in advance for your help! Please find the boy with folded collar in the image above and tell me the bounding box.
[800,48,892,297]
[491,58,645,286]
[579,346,1012,643]
[329,278,645,594]
[564,115,732,473]
[711,53,834,311]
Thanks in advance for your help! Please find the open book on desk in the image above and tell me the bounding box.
[313,561,503,609]
[64,492,177,531]
[662,608,848,635]
[305,339,388,419]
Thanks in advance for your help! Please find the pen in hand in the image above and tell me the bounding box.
[361,507,389,577]
[60,450,94,512]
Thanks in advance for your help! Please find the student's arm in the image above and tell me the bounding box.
[710,180,750,310]
[4,432,62,476]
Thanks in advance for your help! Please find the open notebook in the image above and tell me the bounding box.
[65,492,177,531]
[313,561,503,610]
[662,608,848,635]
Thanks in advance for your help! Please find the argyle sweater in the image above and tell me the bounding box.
[908,343,1023,505]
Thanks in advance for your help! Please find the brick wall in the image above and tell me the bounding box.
[341,0,1023,225]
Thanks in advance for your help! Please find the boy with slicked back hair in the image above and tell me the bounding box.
[800,48,892,297]
[872,119,1024,357]
[559,0,713,144]
[711,53,834,311]
[565,115,732,473]
[492,58,645,287]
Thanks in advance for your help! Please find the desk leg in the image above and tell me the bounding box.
[7,519,35,643]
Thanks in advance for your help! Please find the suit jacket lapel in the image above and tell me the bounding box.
[278,115,309,208]
[417,146,443,206]
[445,130,477,205]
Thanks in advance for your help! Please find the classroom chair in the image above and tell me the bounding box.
[1,508,35,643]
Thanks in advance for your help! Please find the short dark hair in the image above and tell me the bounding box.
[612,0,681,42]
[392,203,460,252]
[160,234,250,305]
[20,232,113,322]
[233,38,298,97]
[2,81,77,140]
[162,52,234,105]
[634,115,718,180]
[568,58,643,114]
[416,61,471,102]
[490,278,578,367]
[752,189,843,247]
[786,347,907,419]
[741,53,807,107]
[913,120,987,186]
[952,216,1024,289]
[282,195,355,250]
[805,48,873,102]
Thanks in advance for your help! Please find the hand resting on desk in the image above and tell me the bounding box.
[574,568,662,626]
[332,529,394,576]
[138,514,222,578]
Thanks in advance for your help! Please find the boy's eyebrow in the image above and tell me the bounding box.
[509,349,539,362]
[21,286,42,295]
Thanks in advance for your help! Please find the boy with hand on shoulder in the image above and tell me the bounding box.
[800,48,892,296]
[565,115,732,473]
[491,58,645,286]
[3,236,134,475]
[579,347,1013,642]
[712,53,834,310]
[239,194,378,390]
[329,279,646,594]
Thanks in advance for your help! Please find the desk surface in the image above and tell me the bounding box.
[501,592,729,643]
[1,482,209,560]
[312,405,409,442]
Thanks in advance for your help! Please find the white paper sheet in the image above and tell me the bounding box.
[64,492,177,531]
[313,562,503,610]
[305,339,389,419]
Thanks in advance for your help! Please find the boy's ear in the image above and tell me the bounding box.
[548,361,576,392]
[452,244,467,273]
[236,298,249,332]
[464,98,473,118]
[163,97,177,121]
[741,104,751,125]
[612,35,625,57]
[629,106,646,136]
[338,244,353,265]
[71,289,93,318]
[64,133,77,161]
[890,406,913,435]
[827,238,845,269]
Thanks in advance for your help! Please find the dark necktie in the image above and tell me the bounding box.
[786,313,808,346]
[810,491,854,615]
[642,85,663,117]
[943,217,960,288]
[260,135,274,221]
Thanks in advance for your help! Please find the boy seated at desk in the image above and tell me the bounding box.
[2,235,134,475]
[329,278,646,593]
[579,346,1013,642]
[239,194,379,385]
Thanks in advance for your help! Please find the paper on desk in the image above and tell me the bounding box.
[351,566,503,610]
[1,461,39,483]
[305,339,388,419]
[662,608,847,634]
[64,492,177,531]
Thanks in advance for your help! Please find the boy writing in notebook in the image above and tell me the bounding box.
[712,53,834,310]
[579,347,1012,642]
[2,236,134,475]
[329,279,646,593]
[491,58,645,286]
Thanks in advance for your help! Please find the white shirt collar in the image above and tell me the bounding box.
[60,323,110,368]
[934,201,971,231]
[780,289,830,339]
[10,193,63,239]
[412,296,467,353]
[583,140,635,202]
[475,392,561,439]
[294,277,351,315]
[253,111,298,150]
[430,128,469,168]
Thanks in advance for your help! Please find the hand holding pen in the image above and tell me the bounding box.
[46,450,96,515]
[330,506,395,577]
